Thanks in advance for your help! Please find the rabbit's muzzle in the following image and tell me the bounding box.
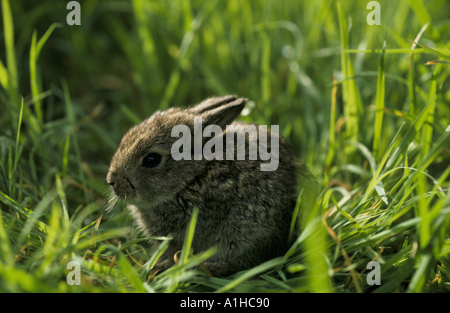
[106,170,135,200]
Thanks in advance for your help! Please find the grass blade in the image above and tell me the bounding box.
[0,208,13,266]
[373,41,386,160]
[2,0,19,109]
[0,59,9,90]
[409,22,430,115]
[416,65,438,248]
[29,23,61,124]
[119,253,147,293]
[337,2,362,146]
[410,41,450,63]
[180,207,199,265]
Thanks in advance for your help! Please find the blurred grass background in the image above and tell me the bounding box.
[1,0,450,292]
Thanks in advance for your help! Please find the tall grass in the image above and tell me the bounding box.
[1,0,450,292]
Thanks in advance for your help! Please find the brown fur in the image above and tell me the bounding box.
[106,95,312,277]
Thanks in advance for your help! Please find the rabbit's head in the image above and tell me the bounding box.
[106,95,246,208]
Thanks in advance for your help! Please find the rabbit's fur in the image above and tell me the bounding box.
[107,95,313,277]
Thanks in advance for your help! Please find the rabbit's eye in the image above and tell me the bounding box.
[142,153,162,168]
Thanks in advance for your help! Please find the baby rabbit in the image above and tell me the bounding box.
[106,95,314,277]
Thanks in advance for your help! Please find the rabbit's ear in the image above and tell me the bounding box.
[188,95,238,115]
[198,97,246,128]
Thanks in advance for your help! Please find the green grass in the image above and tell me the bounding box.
[1,0,450,293]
